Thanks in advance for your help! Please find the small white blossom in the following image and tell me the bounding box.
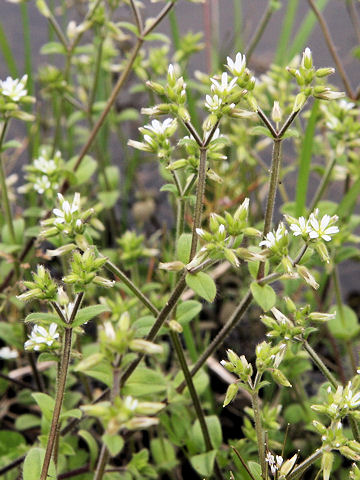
[226,52,246,76]
[34,175,51,194]
[144,118,175,136]
[259,223,288,249]
[210,72,237,96]
[205,94,223,113]
[124,396,138,411]
[24,323,59,351]
[308,211,339,241]
[0,74,28,102]
[53,192,81,225]
[0,346,18,359]
[289,216,311,237]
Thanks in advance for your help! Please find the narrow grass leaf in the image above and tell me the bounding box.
[295,100,319,217]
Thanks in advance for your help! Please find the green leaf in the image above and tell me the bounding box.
[40,41,66,55]
[98,191,120,209]
[23,447,56,480]
[102,434,124,457]
[250,126,274,138]
[248,461,262,480]
[328,305,360,340]
[81,359,113,387]
[176,233,192,263]
[72,305,111,328]
[67,155,97,184]
[185,272,216,303]
[250,282,276,311]
[176,300,202,325]
[15,414,41,431]
[0,430,25,455]
[132,316,167,338]
[274,0,299,65]
[32,393,55,421]
[295,100,319,216]
[192,416,222,452]
[74,353,105,372]
[79,429,99,469]
[150,438,177,470]
[60,408,82,421]
[190,450,217,477]
[24,312,65,327]
[0,322,23,349]
[122,367,167,398]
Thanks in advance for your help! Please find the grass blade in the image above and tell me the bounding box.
[295,100,319,216]
[274,0,299,66]
[0,22,18,78]
[288,0,330,60]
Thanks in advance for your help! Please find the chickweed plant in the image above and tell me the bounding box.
[0,1,360,479]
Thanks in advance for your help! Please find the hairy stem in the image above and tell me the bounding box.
[251,387,266,478]
[287,448,323,480]
[40,292,83,480]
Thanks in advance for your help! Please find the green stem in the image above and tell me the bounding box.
[94,362,121,480]
[309,155,336,211]
[302,340,338,388]
[40,292,83,480]
[190,147,207,260]
[251,387,266,478]
[287,449,323,480]
[0,120,19,278]
[258,138,282,279]
[170,331,224,480]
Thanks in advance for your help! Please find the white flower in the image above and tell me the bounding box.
[210,72,237,96]
[259,223,288,249]
[144,118,175,136]
[289,216,311,237]
[53,192,80,225]
[205,94,223,113]
[301,47,313,68]
[123,396,138,411]
[24,323,59,351]
[0,346,18,359]
[226,52,246,76]
[34,175,51,194]
[266,451,284,476]
[344,382,360,408]
[33,154,58,175]
[0,74,28,101]
[308,211,339,241]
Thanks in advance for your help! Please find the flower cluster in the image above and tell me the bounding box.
[63,248,114,292]
[128,118,177,162]
[0,75,28,102]
[265,451,298,478]
[81,395,164,435]
[287,47,344,111]
[17,265,58,302]
[24,323,60,352]
[117,231,159,269]
[286,208,339,263]
[0,74,34,121]
[20,147,63,198]
[312,382,360,421]
[41,192,94,239]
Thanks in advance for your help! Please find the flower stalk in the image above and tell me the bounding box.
[40,292,84,480]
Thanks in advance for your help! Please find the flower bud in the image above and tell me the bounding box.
[159,261,185,272]
[223,383,239,407]
[293,92,307,112]
[302,47,313,69]
[271,101,282,123]
[130,339,163,355]
[296,265,319,290]
[271,368,292,387]
[316,67,335,78]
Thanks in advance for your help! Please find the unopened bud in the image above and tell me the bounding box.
[271,101,282,123]
[223,383,239,407]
